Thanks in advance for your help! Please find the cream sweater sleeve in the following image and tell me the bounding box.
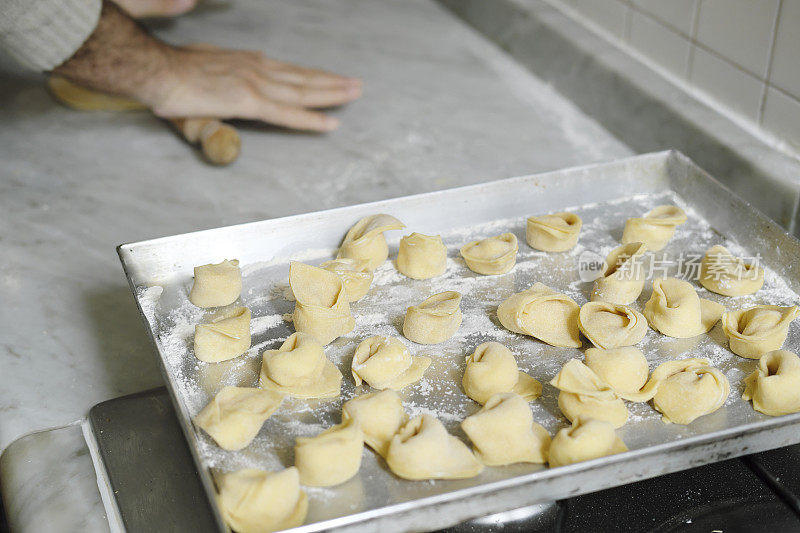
[0,0,102,71]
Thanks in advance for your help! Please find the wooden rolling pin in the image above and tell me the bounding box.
[47,76,241,165]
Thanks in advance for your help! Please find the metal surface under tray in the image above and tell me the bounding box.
[118,151,800,532]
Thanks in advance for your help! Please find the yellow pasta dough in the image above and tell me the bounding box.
[548,417,628,468]
[590,242,647,305]
[649,358,729,424]
[721,305,799,359]
[396,233,447,280]
[194,306,251,363]
[462,342,542,404]
[402,291,463,344]
[289,261,355,345]
[337,214,405,270]
[497,282,582,347]
[699,245,764,296]
[550,359,628,428]
[621,205,686,251]
[194,386,283,451]
[578,302,648,349]
[584,347,651,401]
[188,259,242,308]
[461,392,551,466]
[643,277,725,338]
[460,232,518,275]
[351,336,431,390]
[319,258,373,302]
[215,467,308,533]
[341,390,408,457]
[259,332,342,399]
[294,419,364,487]
[526,212,582,252]
[742,350,800,416]
[385,415,483,480]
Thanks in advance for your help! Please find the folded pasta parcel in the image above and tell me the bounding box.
[526,212,582,252]
[590,242,647,305]
[497,282,581,347]
[621,205,686,251]
[700,245,764,297]
[259,332,343,399]
[403,291,463,344]
[550,359,628,428]
[189,259,242,308]
[722,305,799,359]
[643,277,725,338]
[350,336,430,390]
[337,214,405,271]
[743,350,800,416]
[289,261,355,345]
[194,306,251,362]
[462,341,542,405]
[194,386,283,451]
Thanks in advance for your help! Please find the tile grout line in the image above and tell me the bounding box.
[758,0,783,126]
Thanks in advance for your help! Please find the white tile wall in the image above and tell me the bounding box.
[543,0,800,158]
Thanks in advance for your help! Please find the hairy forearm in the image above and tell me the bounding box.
[52,0,169,105]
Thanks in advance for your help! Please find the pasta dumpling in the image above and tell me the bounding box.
[216,467,308,533]
[259,332,342,399]
[319,258,373,302]
[584,347,652,402]
[497,282,581,347]
[351,336,431,390]
[461,392,550,466]
[699,245,764,296]
[742,350,800,416]
[403,291,462,344]
[590,242,647,305]
[649,358,729,424]
[290,261,355,345]
[342,390,407,457]
[194,386,283,451]
[194,306,251,363]
[460,233,518,275]
[189,259,242,308]
[721,305,799,359]
[526,212,582,252]
[337,214,405,270]
[385,415,483,480]
[621,205,686,251]
[462,342,542,405]
[294,419,364,487]
[396,233,447,280]
[550,359,628,428]
[548,417,627,468]
[578,302,648,349]
[643,277,725,338]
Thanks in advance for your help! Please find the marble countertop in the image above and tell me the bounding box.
[0,0,632,452]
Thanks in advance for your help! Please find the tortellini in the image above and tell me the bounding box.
[462,342,542,405]
[578,302,648,349]
[385,415,483,480]
[189,259,242,308]
[215,467,308,533]
[461,392,551,466]
[294,419,364,487]
[699,245,764,296]
[290,261,355,345]
[590,242,647,305]
[396,233,447,280]
[460,232,518,275]
[497,282,581,347]
[548,417,628,468]
[342,390,407,457]
[649,358,729,424]
[351,336,431,390]
[194,386,283,451]
[337,214,405,270]
[526,212,582,252]
[259,332,342,399]
[621,205,686,251]
[550,359,628,428]
[584,347,652,401]
[319,258,373,302]
[403,291,463,344]
[194,306,251,363]
[643,277,725,338]
[721,305,799,359]
[743,350,800,416]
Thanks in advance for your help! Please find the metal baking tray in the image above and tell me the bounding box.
[118,150,800,532]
